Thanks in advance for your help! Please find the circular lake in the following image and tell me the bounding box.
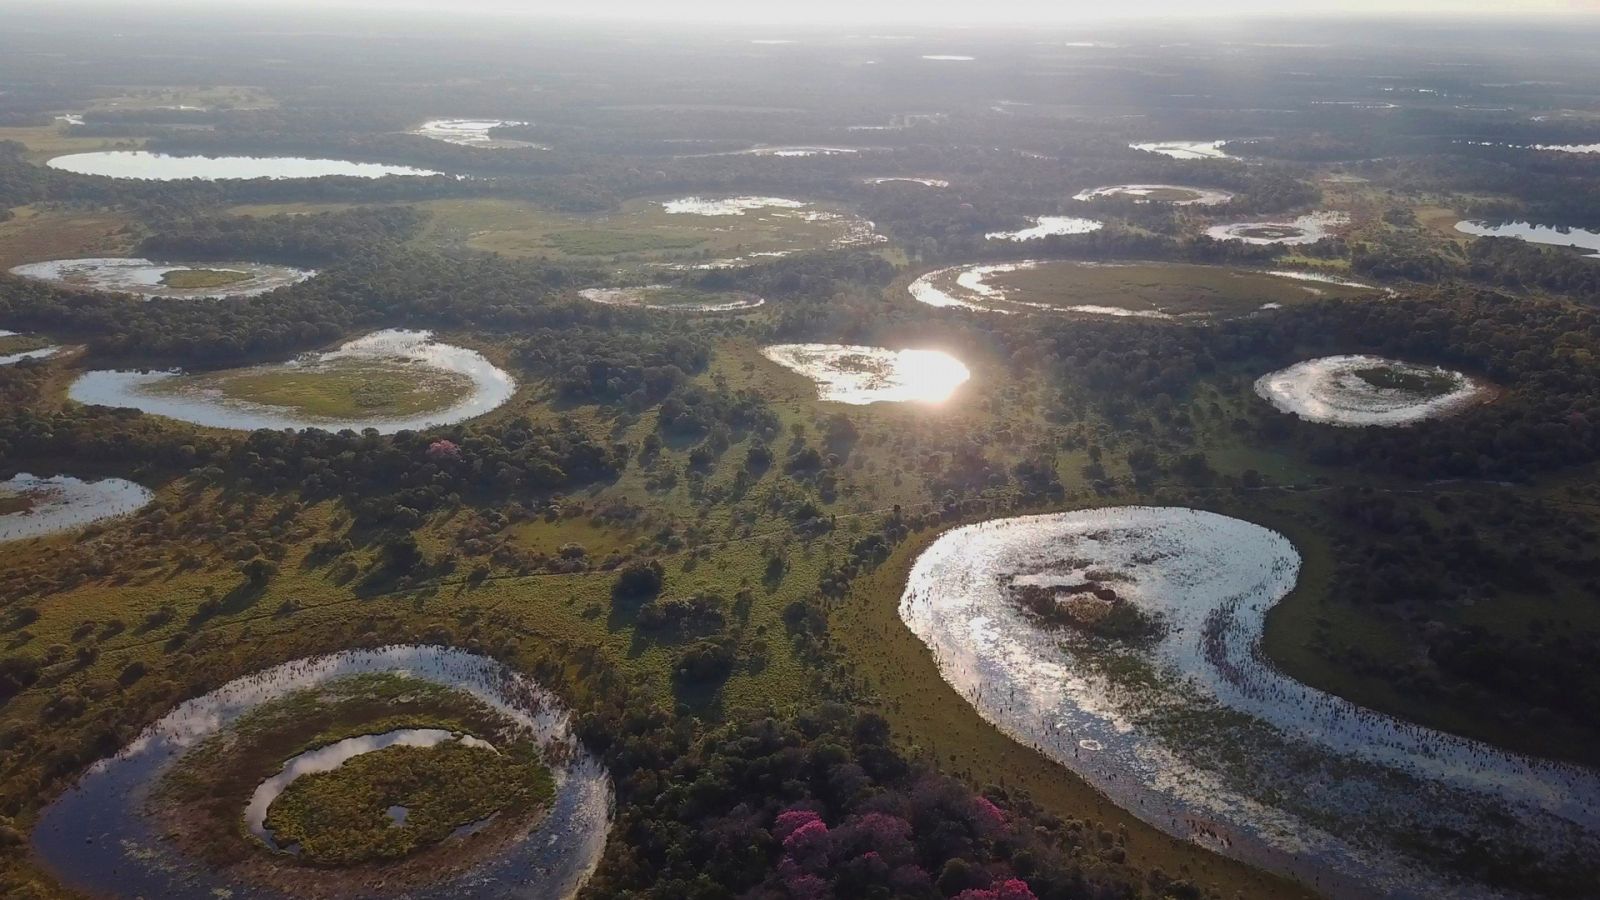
[901,508,1600,899]
[9,257,315,299]
[1073,184,1233,206]
[46,151,442,180]
[762,343,969,405]
[1255,354,1490,426]
[32,645,613,900]
[1206,211,1348,245]
[69,329,515,433]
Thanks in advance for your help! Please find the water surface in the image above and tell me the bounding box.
[411,119,543,149]
[0,473,152,542]
[901,508,1600,899]
[47,151,441,180]
[1255,354,1488,426]
[762,343,969,404]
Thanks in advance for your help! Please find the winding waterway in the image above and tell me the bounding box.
[900,508,1600,898]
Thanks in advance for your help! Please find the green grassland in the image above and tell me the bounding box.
[150,672,552,879]
[0,124,143,165]
[146,358,477,420]
[226,197,875,267]
[264,740,553,865]
[989,261,1375,316]
[0,205,140,268]
[0,334,53,357]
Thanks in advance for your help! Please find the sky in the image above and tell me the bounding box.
[37,0,1600,26]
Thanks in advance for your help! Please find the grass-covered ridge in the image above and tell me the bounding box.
[264,738,554,865]
[181,358,473,417]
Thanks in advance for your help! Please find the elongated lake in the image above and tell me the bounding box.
[47,151,441,180]
[1455,220,1600,257]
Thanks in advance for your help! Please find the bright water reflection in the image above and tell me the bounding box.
[762,343,969,404]
[901,509,1600,899]
[47,151,442,180]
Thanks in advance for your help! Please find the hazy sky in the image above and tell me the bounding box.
[39,0,1600,26]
